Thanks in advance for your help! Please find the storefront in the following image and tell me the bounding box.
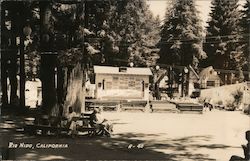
[94,66,152,100]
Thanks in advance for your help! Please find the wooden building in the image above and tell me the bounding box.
[93,66,152,100]
[157,65,200,98]
[187,65,200,97]
[199,66,221,89]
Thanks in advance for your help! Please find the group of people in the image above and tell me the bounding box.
[66,106,113,137]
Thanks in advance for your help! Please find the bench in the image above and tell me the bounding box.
[86,100,119,111]
[87,104,118,111]
[101,103,119,111]
[24,124,69,136]
[150,101,178,112]
[176,103,203,113]
[121,100,148,112]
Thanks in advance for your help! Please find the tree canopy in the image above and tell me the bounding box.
[204,0,245,71]
[240,0,250,78]
[158,0,206,69]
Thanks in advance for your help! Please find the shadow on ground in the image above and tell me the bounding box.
[0,110,240,161]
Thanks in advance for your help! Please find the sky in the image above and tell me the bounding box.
[146,0,245,27]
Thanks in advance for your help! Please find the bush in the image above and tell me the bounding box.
[225,101,236,111]
[233,90,243,103]
[232,89,243,110]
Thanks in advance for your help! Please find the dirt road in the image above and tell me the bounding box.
[1,109,249,160]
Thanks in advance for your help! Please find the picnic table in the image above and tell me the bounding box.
[24,112,98,136]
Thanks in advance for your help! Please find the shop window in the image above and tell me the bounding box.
[207,81,215,86]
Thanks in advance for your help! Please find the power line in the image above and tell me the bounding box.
[158,33,249,44]
[158,40,248,45]
[107,34,249,45]
[155,63,250,75]
[160,33,250,42]
[113,59,249,75]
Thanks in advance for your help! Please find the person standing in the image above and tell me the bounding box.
[67,106,78,136]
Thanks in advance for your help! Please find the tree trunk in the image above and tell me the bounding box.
[40,2,58,116]
[19,32,25,107]
[40,54,57,115]
[248,44,250,81]
[9,10,19,107]
[57,66,64,105]
[1,5,8,106]
[9,55,18,106]
[63,64,85,115]
[1,54,8,106]
[1,4,19,107]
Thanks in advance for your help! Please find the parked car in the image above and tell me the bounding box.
[214,104,225,110]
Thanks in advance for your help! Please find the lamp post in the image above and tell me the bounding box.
[181,67,189,97]
[129,62,134,68]
[20,23,32,108]
[168,66,173,98]
[155,65,160,100]
[156,65,160,71]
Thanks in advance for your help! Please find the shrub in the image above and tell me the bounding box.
[225,100,236,111]
[232,89,243,108]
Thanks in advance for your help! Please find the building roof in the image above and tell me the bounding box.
[94,66,152,75]
[199,66,214,78]
[199,66,221,81]
[188,65,200,79]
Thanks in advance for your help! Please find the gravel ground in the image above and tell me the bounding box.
[1,109,249,161]
[104,109,249,161]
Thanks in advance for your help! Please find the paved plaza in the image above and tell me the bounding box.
[1,110,249,161]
